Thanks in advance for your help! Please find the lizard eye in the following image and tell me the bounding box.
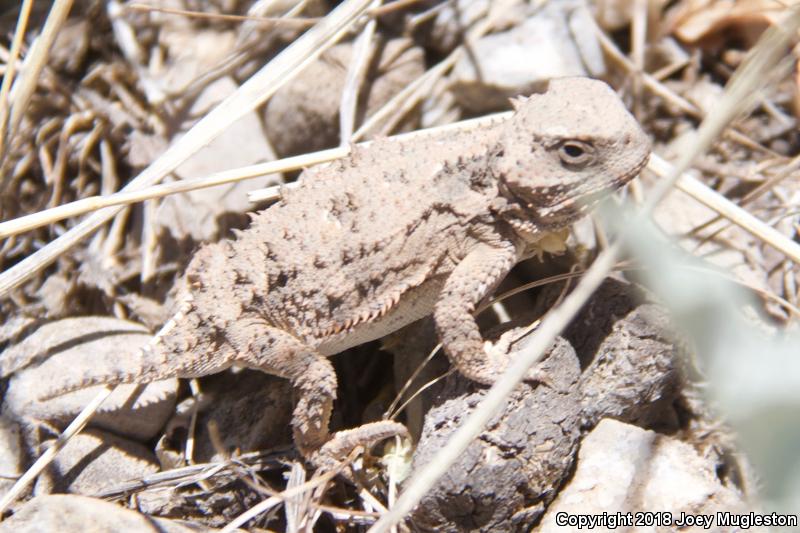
[557,140,595,169]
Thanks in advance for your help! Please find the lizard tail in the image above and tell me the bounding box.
[38,296,197,401]
[37,364,156,401]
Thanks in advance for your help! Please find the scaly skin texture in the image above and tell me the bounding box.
[42,78,651,465]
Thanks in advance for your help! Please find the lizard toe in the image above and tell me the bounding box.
[309,420,410,472]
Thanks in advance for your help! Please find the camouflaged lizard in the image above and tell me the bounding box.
[42,78,651,466]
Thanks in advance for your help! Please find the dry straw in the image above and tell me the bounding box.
[2,0,799,527]
[0,0,377,515]
[369,6,800,532]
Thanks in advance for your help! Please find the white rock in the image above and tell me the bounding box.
[450,1,604,112]
[0,416,23,501]
[538,419,762,532]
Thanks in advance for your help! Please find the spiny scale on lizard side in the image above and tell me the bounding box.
[41,78,651,464]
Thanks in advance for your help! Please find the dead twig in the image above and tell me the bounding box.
[369,8,800,531]
[0,0,377,296]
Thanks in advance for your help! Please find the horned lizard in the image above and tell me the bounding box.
[42,77,650,466]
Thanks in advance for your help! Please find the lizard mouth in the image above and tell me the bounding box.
[505,185,609,230]
[505,150,650,231]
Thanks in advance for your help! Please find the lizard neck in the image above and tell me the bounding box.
[490,182,545,238]
[489,184,570,256]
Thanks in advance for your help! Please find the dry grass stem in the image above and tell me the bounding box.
[284,462,309,533]
[369,0,430,17]
[0,0,376,296]
[340,6,378,143]
[5,0,74,153]
[689,152,800,246]
[353,47,459,140]
[91,450,288,498]
[0,0,34,158]
[597,24,699,116]
[220,495,282,532]
[220,451,357,532]
[651,153,800,264]
[370,8,800,531]
[0,110,506,240]
[0,386,115,515]
[126,3,320,27]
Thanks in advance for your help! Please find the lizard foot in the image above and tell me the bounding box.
[309,420,410,472]
[483,329,554,387]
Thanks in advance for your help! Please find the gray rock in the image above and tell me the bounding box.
[264,38,424,157]
[0,494,216,532]
[535,277,683,431]
[578,302,682,429]
[408,277,689,531]
[2,317,178,441]
[177,369,293,464]
[140,374,299,526]
[409,335,582,532]
[34,430,158,496]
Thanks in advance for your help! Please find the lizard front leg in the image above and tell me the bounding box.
[434,239,536,384]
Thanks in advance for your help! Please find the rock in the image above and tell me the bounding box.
[408,277,690,531]
[537,419,763,532]
[2,317,178,441]
[154,28,237,98]
[535,277,683,431]
[576,302,681,430]
[448,0,605,113]
[34,430,158,496]
[0,416,24,500]
[0,494,215,532]
[154,76,280,249]
[264,38,424,157]
[178,369,293,464]
[409,336,581,532]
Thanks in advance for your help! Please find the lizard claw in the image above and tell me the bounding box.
[521,366,555,388]
[483,331,554,386]
[309,421,410,473]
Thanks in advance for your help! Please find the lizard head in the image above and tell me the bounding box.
[492,77,651,231]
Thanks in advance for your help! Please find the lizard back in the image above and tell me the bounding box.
[200,130,502,347]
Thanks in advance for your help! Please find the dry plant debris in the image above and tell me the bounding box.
[0,0,799,531]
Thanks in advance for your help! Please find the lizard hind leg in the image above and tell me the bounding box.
[234,325,408,468]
